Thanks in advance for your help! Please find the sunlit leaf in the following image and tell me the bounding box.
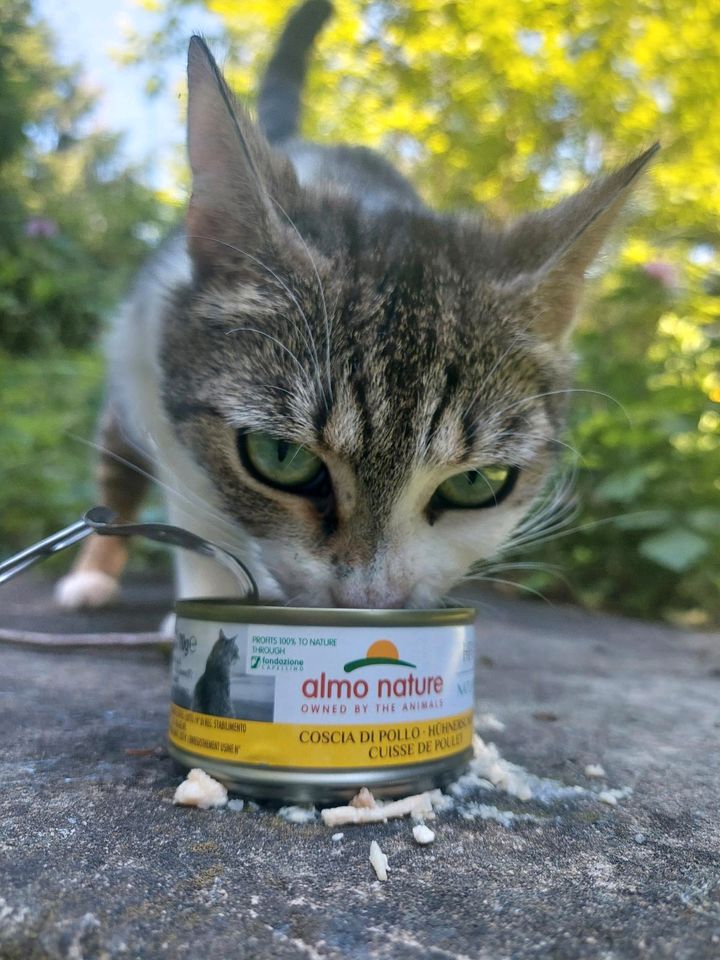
[638,529,709,572]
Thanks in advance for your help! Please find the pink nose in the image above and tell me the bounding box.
[330,583,410,610]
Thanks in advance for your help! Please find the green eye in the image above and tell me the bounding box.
[434,466,518,509]
[240,432,325,490]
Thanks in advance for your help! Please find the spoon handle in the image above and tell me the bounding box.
[0,507,258,601]
[0,520,92,585]
[82,507,258,601]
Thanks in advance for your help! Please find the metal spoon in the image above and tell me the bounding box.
[0,506,258,601]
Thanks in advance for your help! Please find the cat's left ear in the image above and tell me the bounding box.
[185,36,297,278]
[503,143,659,342]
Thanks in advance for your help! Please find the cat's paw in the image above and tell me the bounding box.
[159,611,176,637]
[55,570,120,609]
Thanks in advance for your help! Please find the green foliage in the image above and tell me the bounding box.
[0,350,103,550]
[0,349,169,571]
[534,254,720,623]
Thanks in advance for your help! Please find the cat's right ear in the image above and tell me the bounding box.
[186,37,295,277]
[499,144,659,343]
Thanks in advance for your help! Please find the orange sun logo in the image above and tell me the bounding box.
[365,639,400,661]
[343,639,416,673]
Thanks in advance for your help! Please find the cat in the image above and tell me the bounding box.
[55,0,657,612]
[191,629,238,717]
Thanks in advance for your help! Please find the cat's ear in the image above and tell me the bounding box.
[186,36,296,277]
[503,144,659,341]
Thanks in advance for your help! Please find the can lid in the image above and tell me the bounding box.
[174,599,476,627]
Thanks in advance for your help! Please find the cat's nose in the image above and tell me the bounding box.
[329,582,411,610]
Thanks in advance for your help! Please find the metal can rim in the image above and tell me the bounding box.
[174,598,475,627]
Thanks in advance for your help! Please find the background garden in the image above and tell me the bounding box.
[1,0,718,625]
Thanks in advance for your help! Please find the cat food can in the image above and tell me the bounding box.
[168,601,475,802]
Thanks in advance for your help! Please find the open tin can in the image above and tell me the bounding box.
[168,601,476,802]
[0,508,476,803]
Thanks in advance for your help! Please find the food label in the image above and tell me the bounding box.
[169,618,474,769]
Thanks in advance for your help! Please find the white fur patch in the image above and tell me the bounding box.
[55,570,119,609]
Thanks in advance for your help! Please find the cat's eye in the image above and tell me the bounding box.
[433,465,518,509]
[238,431,327,493]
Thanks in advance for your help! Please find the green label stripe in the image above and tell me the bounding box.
[343,656,417,673]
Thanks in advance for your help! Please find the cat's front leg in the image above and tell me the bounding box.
[55,405,152,609]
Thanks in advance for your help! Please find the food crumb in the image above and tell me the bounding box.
[173,768,228,809]
[584,764,606,779]
[227,799,245,812]
[349,787,377,809]
[412,824,435,845]
[331,832,344,842]
[278,805,317,824]
[598,790,618,806]
[475,713,506,733]
[369,840,389,881]
[321,789,441,827]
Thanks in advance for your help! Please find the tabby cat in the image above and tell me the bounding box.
[56,0,657,611]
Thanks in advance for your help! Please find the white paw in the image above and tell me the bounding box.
[159,611,176,637]
[55,570,120,610]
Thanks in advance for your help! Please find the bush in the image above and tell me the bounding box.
[0,350,103,551]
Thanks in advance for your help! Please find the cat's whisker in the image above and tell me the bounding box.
[489,388,632,426]
[490,428,584,464]
[439,595,465,608]
[66,433,250,560]
[224,326,312,383]
[521,488,580,540]
[500,466,580,552]
[187,232,328,410]
[456,333,529,426]
[504,509,652,553]
[453,575,554,605]
[475,335,527,397]
[504,502,579,551]
[467,560,575,594]
[506,432,584,461]
[479,560,565,574]
[442,593,500,616]
[108,422,249,545]
[250,383,298,400]
[270,196,334,405]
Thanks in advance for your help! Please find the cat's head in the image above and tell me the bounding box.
[209,629,238,664]
[161,38,656,608]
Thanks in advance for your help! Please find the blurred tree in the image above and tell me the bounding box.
[0,0,175,353]
[0,1,174,557]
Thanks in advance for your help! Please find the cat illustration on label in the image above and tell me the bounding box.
[174,628,277,722]
[191,629,238,718]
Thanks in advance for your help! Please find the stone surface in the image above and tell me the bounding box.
[1,575,719,959]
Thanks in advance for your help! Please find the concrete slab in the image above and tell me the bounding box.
[1,576,719,958]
